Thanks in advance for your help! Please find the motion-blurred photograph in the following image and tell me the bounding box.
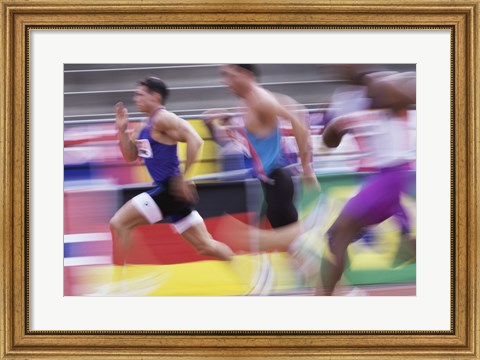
[64,63,416,296]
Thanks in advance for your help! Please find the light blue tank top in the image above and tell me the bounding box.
[244,127,286,179]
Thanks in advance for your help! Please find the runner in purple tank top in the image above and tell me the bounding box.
[110,77,234,266]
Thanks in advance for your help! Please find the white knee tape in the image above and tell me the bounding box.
[131,192,163,224]
[172,211,203,234]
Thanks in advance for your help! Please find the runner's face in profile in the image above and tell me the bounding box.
[133,85,159,113]
[220,65,249,97]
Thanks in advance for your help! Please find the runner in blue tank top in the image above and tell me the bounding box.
[219,64,319,235]
[110,77,234,266]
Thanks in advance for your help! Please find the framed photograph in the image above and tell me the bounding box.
[1,0,478,359]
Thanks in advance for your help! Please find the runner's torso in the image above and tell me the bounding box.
[135,107,180,183]
[336,108,413,169]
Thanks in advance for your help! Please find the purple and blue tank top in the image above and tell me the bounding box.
[135,107,180,183]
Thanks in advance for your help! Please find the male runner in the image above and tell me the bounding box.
[317,68,416,295]
[110,76,234,265]
[220,64,319,229]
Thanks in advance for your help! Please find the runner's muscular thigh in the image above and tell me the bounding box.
[112,200,150,229]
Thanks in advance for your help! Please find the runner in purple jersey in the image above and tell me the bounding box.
[110,77,234,266]
[316,67,417,296]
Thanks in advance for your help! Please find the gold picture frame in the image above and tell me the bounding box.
[1,0,479,358]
